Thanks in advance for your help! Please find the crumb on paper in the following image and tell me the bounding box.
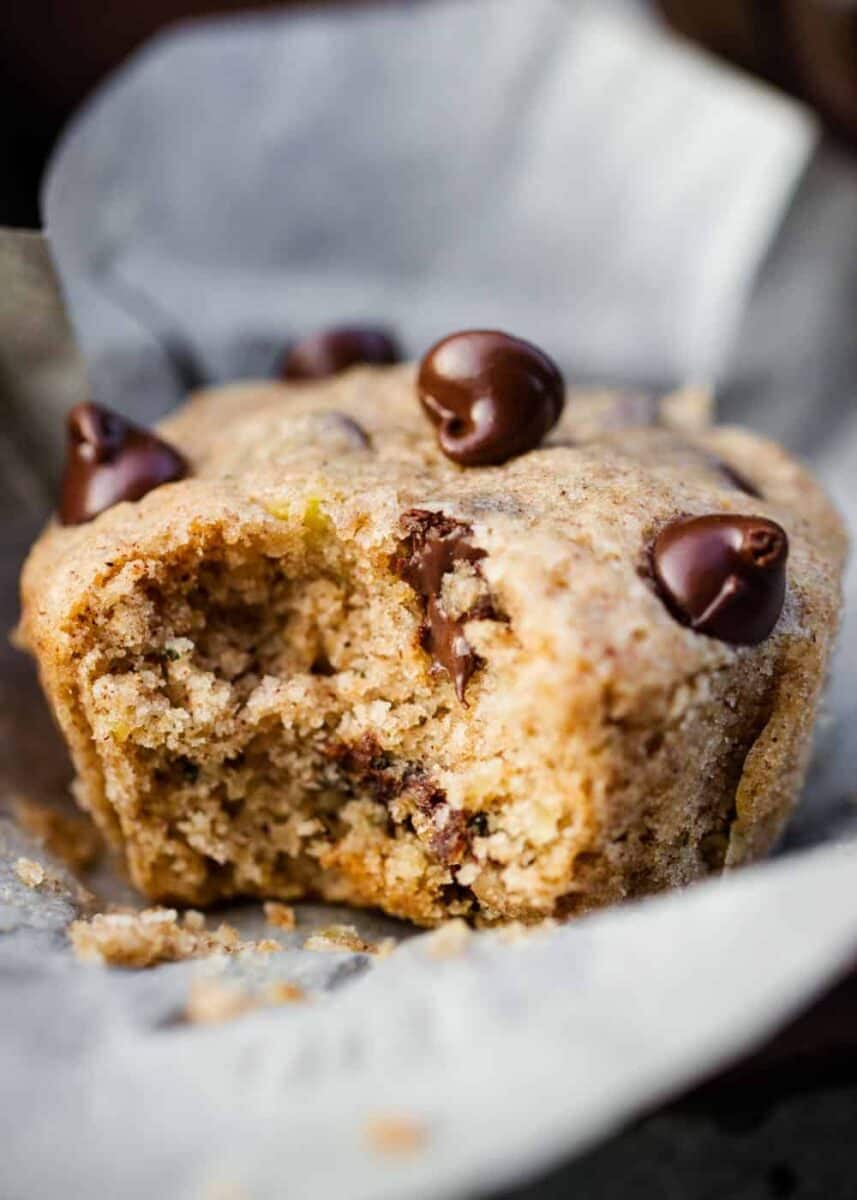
[364,1114,428,1157]
[14,857,47,889]
[186,978,255,1025]
[492,918,557,945]
[186,977,305,1025]
[12,799,102,873]
[264,900,296,930]
[252,938,282,954]
[425,918,471,958]
[68,907,288,969]
[264,980,305,1004]
[303,924,367,953]
[304,924,396,956]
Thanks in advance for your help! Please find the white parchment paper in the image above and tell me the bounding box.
[3,2,857,1197]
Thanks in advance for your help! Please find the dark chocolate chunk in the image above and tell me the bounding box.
[418,330,565,466]
[401,766,469,865]
[651,514,788,645]
[282,326,401,381]
[324,734,400,805]
[59,403,188,526]
[392,509,505,702]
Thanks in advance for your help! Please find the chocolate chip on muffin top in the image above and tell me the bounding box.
[651,514,788,644]
[60,403,188,526]
[418,330,564,466]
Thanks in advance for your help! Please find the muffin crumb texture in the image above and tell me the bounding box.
[69,907,282,968]
[19,369,846,926]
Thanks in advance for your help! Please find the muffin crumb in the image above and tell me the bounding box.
[304,924,395,956]
[364,1113,428,1156]
[185,977,304,1024]
[186,978,255,1024]
[69,907,285,968]
[14,857,47,889]
[264,901,296,930]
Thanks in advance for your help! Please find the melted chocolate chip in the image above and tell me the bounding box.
[59,403,188,525]
[324,735,399,804]
[418,330,565,466]
[392,509,505,702]
[651,514,788,645]
[282,326,401,381]
[325,739,473,867]
[394,511,486,596]
[401,767,470,865]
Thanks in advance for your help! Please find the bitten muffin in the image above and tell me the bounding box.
[18,354,846,925]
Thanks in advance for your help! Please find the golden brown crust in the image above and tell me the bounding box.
[19,369,847,925]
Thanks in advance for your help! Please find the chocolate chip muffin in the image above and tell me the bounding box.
[18,330,846,925]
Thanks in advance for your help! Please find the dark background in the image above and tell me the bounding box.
[5,1,857,229]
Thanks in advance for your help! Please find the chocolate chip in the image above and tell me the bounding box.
[59,403,188,526]
[282,326,401,381]
[428,807,470,866]
[421,596,482,704]
[325,741,473,865]
[401,768,469,865]
[176,756,200,782]
[314,411,372,449]
[714,458,763,499]
[651,514,788,645]
[392,509,505,702]
[324,734,398,803]
[418,330,565,466]
[394,511,486,597]
[402,764,447,816]
[468,812,490,837]
[310,652,336,677]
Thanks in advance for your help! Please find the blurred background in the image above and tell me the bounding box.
[5,0,857,228]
